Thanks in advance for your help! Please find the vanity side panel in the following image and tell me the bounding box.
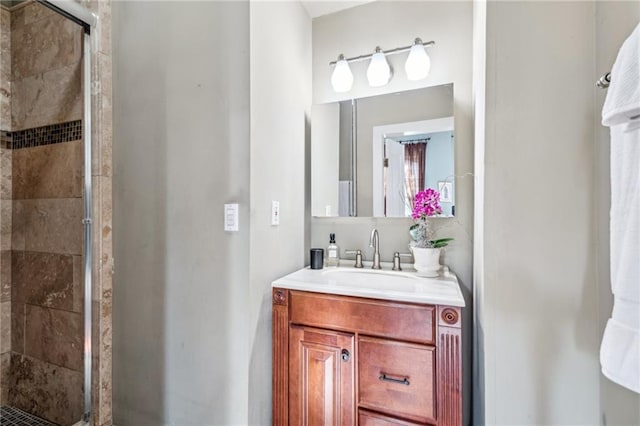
[289,291,435,344]
[272,288,289,426]
[437,306,462,426]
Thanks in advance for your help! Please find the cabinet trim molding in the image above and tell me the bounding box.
[274,288,288,305]
[272,288,290,425]
[436,326,462,425]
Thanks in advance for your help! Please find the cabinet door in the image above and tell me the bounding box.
[289,325,355,426]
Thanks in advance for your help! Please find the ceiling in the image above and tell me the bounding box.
[301,1,375,19]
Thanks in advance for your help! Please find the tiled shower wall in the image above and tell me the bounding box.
[1,2,85,424]
[1,4,12,408]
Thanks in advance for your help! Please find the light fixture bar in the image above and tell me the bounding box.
[329,39,435,66]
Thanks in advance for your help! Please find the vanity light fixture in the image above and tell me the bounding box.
[405,38,431,81]
[331,54,354,93]
[367,47,392,87]
[329,38,435,92]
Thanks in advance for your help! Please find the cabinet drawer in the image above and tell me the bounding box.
[359,409,424,425]
[358,337,435,424]
[289,291,435,344]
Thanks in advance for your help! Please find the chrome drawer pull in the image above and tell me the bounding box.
[379,374,410,386]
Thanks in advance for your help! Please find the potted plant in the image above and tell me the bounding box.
[409,188,453,276]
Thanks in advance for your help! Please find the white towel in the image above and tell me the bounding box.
[600,23,640,395]
[603,23,640,129]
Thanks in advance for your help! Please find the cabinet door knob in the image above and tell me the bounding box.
[341,349,350,362]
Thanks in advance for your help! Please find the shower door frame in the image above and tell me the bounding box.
[35,1,97,423]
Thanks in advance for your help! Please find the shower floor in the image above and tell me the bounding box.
[0,407,58,426]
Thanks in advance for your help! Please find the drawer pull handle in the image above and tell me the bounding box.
[379,374,410,386]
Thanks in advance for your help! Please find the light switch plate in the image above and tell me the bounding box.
[271,201,280,226]
[224,203,239,231]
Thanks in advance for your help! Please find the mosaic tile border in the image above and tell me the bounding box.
[0,130,11,149]
[1,121,83,150]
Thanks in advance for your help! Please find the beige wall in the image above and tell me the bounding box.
[113,2,310,424]
[478,2,640,424]
[311,2,474,422]
[595,2,640,425]
[249,3,311,423]
[112,2,250,424]
[480,2,601,424]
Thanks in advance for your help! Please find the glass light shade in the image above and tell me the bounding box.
[405,43,431,81]
[367,51,391,87]
[331,58,354,93]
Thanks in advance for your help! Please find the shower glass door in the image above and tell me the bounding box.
[0,1,90,424]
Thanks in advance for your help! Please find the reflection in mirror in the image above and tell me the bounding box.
[311,83,455,218]
[373,117,454,217]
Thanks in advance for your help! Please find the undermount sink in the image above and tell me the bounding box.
[321,268,422,292]
[272,265,465,306]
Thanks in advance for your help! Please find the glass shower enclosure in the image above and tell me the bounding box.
[0,0,95,425]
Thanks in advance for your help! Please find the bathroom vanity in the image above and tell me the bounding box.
[272,266,464,425]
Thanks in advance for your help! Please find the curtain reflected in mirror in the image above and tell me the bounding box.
[403,141,427,214]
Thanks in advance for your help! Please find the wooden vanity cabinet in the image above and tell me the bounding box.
[272,288,462,426]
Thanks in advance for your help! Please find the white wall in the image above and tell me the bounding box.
[112,2,250,424]
[480,2,600,424]
[595,2,640,425]
[249,2,311,424]
[311,2,474,422]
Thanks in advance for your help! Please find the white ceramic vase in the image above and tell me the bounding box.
[411,246,441,277]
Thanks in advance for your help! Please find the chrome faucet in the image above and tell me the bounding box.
[369,229,382,269]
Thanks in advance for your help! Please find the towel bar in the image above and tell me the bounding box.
[596,72,611,89]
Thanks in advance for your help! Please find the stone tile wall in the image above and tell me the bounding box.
[10,2,82,131]
[81,0,113,424]
[0,6,10,131]
[0,4,12,407]
[2,2,85,425]
[0,1,112,424]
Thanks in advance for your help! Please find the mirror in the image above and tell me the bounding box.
[311,83,455,218]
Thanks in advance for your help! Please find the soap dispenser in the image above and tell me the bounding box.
[326,233,340,267]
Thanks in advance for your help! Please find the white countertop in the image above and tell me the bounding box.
[272,262,465,307]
